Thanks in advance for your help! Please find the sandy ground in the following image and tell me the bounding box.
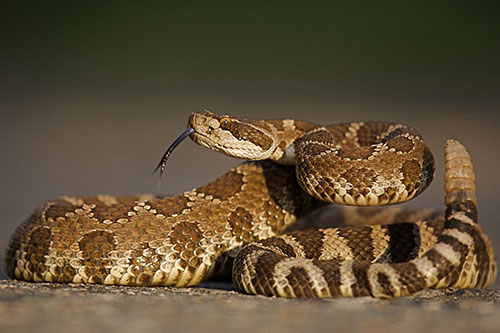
[1,280,499,333]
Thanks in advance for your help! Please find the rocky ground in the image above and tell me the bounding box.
[0,279,499,333]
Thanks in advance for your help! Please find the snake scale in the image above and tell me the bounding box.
[4,110,496,298]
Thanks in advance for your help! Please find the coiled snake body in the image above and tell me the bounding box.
[5,110,496,298]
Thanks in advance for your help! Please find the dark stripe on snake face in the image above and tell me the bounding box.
[220,120,273,150]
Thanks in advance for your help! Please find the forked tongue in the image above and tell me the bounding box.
[153,127,195,187]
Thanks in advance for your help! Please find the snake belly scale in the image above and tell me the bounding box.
[4,110,496,298]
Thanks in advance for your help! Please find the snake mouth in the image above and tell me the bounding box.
[190,130,229,150]
[189,130,211,145]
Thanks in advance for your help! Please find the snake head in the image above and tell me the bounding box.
[153,110,280,177]
[188,110,280,160]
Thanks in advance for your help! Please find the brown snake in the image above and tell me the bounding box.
[4,110,496,298]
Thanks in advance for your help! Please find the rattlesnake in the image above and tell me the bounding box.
[4,110,496,298]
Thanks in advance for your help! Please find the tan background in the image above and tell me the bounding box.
[1,2,499,283]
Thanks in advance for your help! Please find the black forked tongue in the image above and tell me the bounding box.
[153,127,195,178]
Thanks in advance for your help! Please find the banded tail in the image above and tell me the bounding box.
[233,140,497,298]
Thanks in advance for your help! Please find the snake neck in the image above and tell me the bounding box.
[265,119,322,165]
[188,110,321,164]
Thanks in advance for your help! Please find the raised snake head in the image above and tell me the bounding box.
[188,110,280,160]
[153,110,281,177]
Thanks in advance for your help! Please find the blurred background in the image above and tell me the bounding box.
[1,2,499,281]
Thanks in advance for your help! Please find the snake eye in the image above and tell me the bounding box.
[220,116,231,127]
